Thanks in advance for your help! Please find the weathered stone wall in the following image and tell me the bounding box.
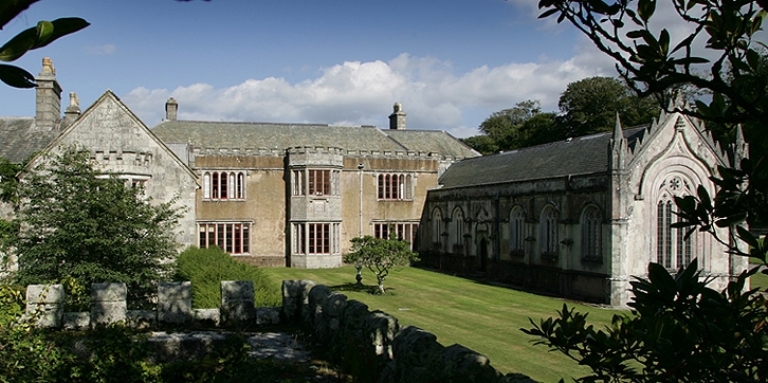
[24,281,280,330]
[281,279,537,383]
[40,93,198,248]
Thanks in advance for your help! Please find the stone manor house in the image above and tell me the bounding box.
[0,59,748,306]
[0,59,478,269]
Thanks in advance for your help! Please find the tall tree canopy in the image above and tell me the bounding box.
[558,76,659,136]
[462,77,657,155]
[463,100,560,154]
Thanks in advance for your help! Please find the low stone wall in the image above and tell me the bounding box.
[24,281,280,329]
[281,279,537,383]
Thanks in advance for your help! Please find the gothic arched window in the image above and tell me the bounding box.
[432,208,443,244]
[540,205,559,257]
[656,175,694,270]
[452,207,464,246]
[581,205,602,262]
[509,206,525,254]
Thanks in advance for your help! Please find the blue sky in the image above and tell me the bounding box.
[0,0,618,137]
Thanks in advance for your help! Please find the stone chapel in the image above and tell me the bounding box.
[417,101,749,306]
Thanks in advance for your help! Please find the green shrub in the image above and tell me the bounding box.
[0,284,70,382]
[174,247,281,308]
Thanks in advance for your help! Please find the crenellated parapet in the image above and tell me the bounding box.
[190,146,285,158]
[287,146,345,167]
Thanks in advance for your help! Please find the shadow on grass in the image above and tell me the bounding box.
[328,283,397,296]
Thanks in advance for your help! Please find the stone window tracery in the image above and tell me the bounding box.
[656,175,694,270]
[198,222,250,255]
[292,222,340,255]
[432,208,443,244]
[292,169,339,196]
[452,207,465,246]
[203,171,245,200]
[373,222,419,250]
[377,173,413,200]
[509,206,525,255]
[580,205,602,262]
[540,205,559,258]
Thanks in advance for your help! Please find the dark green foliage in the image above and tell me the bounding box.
[174,246,281,308]
[461,135,500,155]
[558,76,659,136]
[344,233,419,294]
[464,100,561,154]
[523,260,768,382]
[0,283,69,383]
[0,157,21,204]
[55,325,161,383]
[12,149,182,307]
[0,1,88,88]
[463,78,658,155]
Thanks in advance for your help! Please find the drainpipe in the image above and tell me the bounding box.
[358,163,364,237]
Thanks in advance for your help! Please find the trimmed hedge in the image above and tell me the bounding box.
[174,247,281,308]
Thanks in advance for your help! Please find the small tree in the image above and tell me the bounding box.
[11,149,183,305]
[344,233,419,294]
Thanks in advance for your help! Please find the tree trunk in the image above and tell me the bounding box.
[377,275,385,295]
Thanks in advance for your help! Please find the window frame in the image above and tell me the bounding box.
[198,222,251,255]
[509,206,526,254]
[377,173,413,201]
[373,221,419,250]
[292,222,341,255]
[540,205,559,257]
[202,171,246,201]
[580,205,603,262]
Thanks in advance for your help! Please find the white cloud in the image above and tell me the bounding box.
[123,53,611,138]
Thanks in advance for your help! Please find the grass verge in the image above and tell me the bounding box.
[266,265,621,382]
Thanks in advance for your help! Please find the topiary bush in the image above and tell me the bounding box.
[174,247,281,308]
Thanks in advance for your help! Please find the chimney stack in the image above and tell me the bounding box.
[35,57,62,130]
[62,92,81,128]
[389,102,406,130]
[165,97,178,121]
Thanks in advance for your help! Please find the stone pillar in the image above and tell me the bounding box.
[221,281,255,325]
[158,281,192,324]
[25,284,64,328]
[91,283,127,325]
[281,279,315,322]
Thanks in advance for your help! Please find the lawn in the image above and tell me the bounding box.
[266,266,622,382]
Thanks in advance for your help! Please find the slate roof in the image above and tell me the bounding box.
[385,129,479,159]
[0,117,61,163]
[152,121,477,159]
[438,126,646,189]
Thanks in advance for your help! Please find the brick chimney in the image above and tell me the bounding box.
[389,102,406,130]
[35,57,62,130]
[165,97,178,121]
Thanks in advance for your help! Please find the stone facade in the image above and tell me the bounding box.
[152,103,476,268]
[21,90,199,248]
[0,58,478,269]
[418,101,749,306]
